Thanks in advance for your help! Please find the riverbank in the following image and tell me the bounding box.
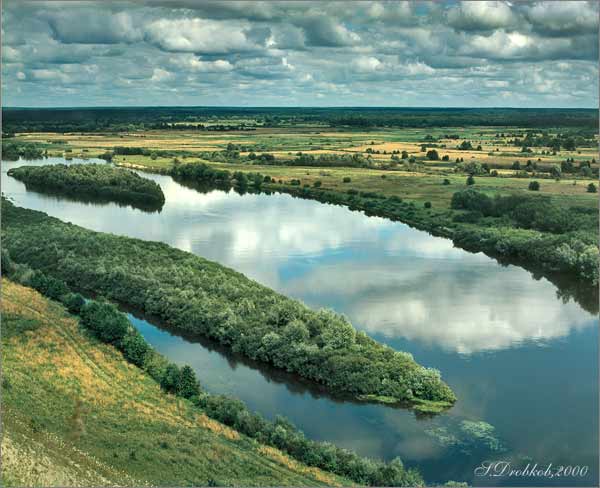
[123,160,597,290]
[1,278,351,487]
[1,198,456,411]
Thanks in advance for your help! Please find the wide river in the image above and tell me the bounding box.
[2,158,598,486]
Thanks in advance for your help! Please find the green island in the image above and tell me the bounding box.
[7,164,165,210]
[1,277,425,487]
[1,198,456,412]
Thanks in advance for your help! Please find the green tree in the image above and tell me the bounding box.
[121,330,150,366]
[528,181,540,191]
[177,365,201,399]
[587,183,597,193]
[426,149,439,161]
[80,301,129,345]
[466,175,475,185]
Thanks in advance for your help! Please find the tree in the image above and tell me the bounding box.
[401,151,409,159]
[466,175,475,185]
[458,141,473,150]
[80,301,129,344]
[313,180,322,188]
[426,149,439,161]
[160,363,181,394]
[121,330,150,366]
[177,365,201,399]
[342,177,351,183]
[528,181,540,191]
[63,293,86,314]
[424,201,432,209]
[443,178,450,185]
[587,183,597,193]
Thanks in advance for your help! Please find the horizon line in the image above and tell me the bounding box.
[2,105,598,110]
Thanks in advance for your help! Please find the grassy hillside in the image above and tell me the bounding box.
[0,279,350,487]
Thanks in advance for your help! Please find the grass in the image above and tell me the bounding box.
[1,279,351,487]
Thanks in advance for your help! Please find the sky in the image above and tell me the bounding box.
[2,0,599,108]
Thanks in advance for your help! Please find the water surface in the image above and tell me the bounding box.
[2,158,597,486]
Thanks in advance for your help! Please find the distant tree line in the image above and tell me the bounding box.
[3,107,597,133]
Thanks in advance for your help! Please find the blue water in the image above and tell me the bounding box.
[3,157,597,486]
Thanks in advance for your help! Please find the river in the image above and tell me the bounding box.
[2,157,597,486]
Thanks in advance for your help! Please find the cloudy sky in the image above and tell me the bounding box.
[2,1,598,107]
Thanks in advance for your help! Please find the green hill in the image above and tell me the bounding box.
[1,279,350,487]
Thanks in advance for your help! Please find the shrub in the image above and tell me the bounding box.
[80,301,129,344]
[451,188,493,215]
[443,179,450,185]
[121,330,150,366]
[62,292,86,314]
[528,181,540,191]
[587,183,597,193]
[466,175,475,185]
[424,201,432,209]
[426,149,439,161]
[313,180,322,188]
[342,177,351,183]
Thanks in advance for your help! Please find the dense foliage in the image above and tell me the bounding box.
[3,107,597,132]
[450,188,598,282]
[1,199,456,410]
[2,255,424,486]
[2,141,44,160]
[7,164,165,209]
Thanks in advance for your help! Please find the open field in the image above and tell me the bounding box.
[1,278,350,487]
[13,125,599,171]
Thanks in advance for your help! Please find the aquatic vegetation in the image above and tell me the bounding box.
[426,420,505,454]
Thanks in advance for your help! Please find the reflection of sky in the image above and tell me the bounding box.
[2,161,594,356]
[3,160,598,486]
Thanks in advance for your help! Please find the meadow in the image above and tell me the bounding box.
[1,279,350,487]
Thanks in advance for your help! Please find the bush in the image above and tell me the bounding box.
[426,149,439,161]
[80,301,129,344]
[451,188,493,215]
[342,177,351,183]
[587,183,597,193]
[62,292,86,314]
[424,201,432,209]
[121,330,150,366]
[466,175,475,185]
[313,180,322,188]
[443,179,450,185]
[528,181,540,191]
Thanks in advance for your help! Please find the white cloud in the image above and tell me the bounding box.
[145,18,262,53]
[447,1,518,31]
[170,54,234,73]
[352,56,383,73]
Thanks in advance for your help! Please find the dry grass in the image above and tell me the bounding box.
[1,279,348,487]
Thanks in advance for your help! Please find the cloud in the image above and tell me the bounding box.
[352,56,383,73]
[523,1,599,36]
[170,54,234,73]
[300,16,360,47]
[447,1,519,32]
[46,9,143,44]
[144,18,266,53]
[1,0,598,107]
